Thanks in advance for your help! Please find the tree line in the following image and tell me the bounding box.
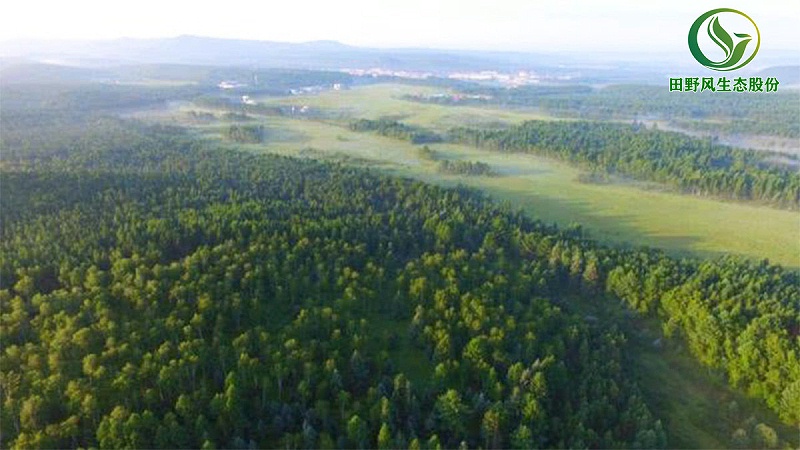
[448,121,799,208]
[404,84,800,138]
[349,119,442,144]
[223,124,265,144]
[436,160,496,176]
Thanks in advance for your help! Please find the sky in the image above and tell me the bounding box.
[2,0,798,54]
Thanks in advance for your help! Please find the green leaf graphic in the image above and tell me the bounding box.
[688,8,760,71]
[708,16,734,60]
[728,37,752,66]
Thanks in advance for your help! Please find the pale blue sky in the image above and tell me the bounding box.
[2,0,798,53]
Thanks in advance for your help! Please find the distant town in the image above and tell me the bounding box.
[343,67,575,87]
[215,67,577,95]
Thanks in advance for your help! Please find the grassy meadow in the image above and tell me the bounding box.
[146,83,800,268]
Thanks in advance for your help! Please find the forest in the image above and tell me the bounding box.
[404,84,800,138]
[436,160,496,177]
[1,119,664,448]
[349,119,442,144]
[1,99,798,449]
[223,125,266,144]
[448,121,800,208]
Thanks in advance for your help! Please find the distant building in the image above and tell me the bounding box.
[290,105,310,114]
[218,81,247,90]
[290,86,325,95]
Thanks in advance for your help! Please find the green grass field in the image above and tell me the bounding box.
[167,84,799,268]
[259,83,556,130]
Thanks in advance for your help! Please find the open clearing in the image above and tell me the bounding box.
[156,83,799,268]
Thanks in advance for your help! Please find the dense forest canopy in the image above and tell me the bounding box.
[1,120,668,448]
[1,78,798,449]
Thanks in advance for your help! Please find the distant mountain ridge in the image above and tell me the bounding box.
[0,35,552,73]
[3,36,797,84]
[755,66,800,85]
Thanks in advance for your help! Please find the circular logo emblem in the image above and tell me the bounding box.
[688,8,760,71]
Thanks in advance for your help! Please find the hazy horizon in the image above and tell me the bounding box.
[3,0,799,54]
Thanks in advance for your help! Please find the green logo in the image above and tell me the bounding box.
[688,8,760,71]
